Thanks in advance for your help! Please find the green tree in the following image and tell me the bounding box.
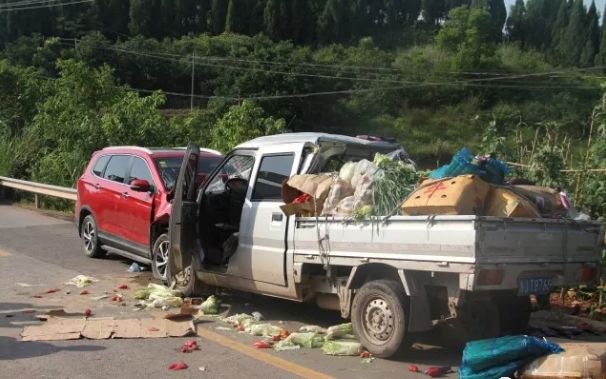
[505,0,525,45]
[560,0,588,66]
[291,0,314,43]
[550,0,574,64]
[93,0,130,38]
[210,100,286,153]
[580,1,599,67]
[317,0,350,43]
[210,0,228,34]
[225,0,247,34]
[263,0,281,40]
[595,3,606,67]
[436,6,495,69]
[129,0,153,36]
[422,0,446,25]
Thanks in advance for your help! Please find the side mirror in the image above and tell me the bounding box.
[130,179,151,192]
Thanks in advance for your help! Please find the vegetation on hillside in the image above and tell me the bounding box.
[0,0,605,217]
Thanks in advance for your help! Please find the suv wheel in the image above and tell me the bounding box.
[81,215,106,258]
[151,233,170,282]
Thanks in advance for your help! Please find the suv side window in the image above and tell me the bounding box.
[252,154,295,201]
[92,155,110,177]
[103,155,130,184]
[128,157,154,186]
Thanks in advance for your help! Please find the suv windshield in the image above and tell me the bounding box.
[155,155,222,191]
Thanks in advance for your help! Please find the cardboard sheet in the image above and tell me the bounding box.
[21,316,195,341]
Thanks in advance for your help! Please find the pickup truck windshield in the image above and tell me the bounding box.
[155,156,222,191]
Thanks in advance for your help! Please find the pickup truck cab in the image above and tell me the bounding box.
[76,146,222,281]
[168,133,604,357]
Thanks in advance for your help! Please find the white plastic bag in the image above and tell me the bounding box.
[322,179,353,216]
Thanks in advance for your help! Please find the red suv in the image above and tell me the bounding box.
[75,146,222,280]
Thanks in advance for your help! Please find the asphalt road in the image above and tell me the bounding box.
[0,203,462,378]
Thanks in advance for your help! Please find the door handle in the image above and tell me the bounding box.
[121,192,129,199]
[272,212,283,222]
[94,183,100,190]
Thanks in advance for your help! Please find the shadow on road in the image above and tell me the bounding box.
[0,336,105,360]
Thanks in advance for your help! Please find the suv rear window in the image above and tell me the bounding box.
[92,155,110,177]
[103,155,130,183]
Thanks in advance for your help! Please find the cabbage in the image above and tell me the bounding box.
[299,325,327,334]
[200,295,220,314]
[285,332,325,348]
[325,323,353,340]
[322,341,363,356]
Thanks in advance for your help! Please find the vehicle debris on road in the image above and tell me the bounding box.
[65,275,98,288]
[459,335,563,379]
[168,362,188,371]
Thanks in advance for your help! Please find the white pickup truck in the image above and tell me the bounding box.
[168,133,604,357]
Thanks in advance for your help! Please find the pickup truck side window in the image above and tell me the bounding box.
[103,155,130,184]
[252,154,295,201]
[205,155,256,194]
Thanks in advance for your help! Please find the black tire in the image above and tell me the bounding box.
[166,250,205,297]
[351,279,408,358]
[80,214,106,258]
[151,233,170,282]
[445,299,501,347]
[497,294,531,334]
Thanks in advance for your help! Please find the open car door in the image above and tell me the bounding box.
[168,143,200,277]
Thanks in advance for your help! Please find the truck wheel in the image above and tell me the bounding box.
[166,251,205,297]
[351,279,407,358]
[497,295,531,334]
[151,233,170,283]
[81,215,106,258]
[448,300,500,346]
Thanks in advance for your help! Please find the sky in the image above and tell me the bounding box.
[504,0,606,14]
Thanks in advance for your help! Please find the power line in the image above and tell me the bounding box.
[0,0,93,12]
[59,37,606,81]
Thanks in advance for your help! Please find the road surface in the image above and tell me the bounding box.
[0,203,461,378]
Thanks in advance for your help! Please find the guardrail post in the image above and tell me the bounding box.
[34,194,39,209]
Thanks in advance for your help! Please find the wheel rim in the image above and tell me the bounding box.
[154,239,170,280]
[82,220,95,253]
[363,296,395,344]
[175,265,192,287]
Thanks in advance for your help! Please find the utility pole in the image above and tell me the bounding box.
[190,51,195,111]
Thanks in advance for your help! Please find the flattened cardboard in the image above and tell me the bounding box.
[21,316,195,341]
[22,317,86,342]
[112,319,141,339]
[81,318,115,339]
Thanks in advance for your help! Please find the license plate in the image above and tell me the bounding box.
[518,277,553,296]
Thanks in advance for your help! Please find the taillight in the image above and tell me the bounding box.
[477,269,504,286]
[581,266,597,282]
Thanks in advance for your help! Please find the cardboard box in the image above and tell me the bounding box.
[520,342,606,378]
[401,175,490,216]
[281,174,334,217]
[484,187,541,218]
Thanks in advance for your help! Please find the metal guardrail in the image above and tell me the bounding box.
[0,176,77,207]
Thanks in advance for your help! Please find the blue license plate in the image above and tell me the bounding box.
[518,277,553,296]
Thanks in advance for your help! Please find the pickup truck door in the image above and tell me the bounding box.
[168,144,200,275]
[227,147,299,286]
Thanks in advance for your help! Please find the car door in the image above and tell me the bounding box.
[227,147,299,286]
[169,144,200,275]
[98,155,131,239]
[122,155,156,254]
